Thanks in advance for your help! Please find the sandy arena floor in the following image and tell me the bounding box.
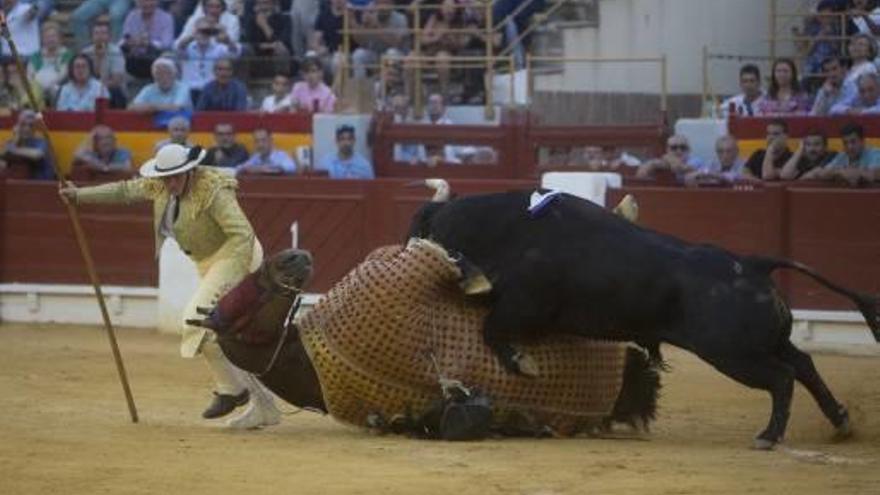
[1,323,878,495]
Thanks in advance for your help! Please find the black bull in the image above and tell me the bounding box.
[409,190,880,448]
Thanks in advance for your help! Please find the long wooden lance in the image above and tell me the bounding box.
[0,12,138,422]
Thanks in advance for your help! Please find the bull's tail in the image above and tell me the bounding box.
[605,346,661,431]
[745,255,880,342]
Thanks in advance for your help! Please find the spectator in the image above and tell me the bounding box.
[205,122,249,168]
[719,64,764,118]
[374,50,405,110]
[28,22,72,105]
[22,0,53,22]
[844,33,877,85]
[683,135,750,187]
[178,17,240,103]
[0,56,45,112]
[848,0,880,36]
[290,56,336,113]
[779,130,836,180]
[70,0,133,50]
[121,0,176,79]
[72,124,134,174]
[810,56,857,115]
[421,92,459,164]
[309,0,345,79]
[390,93,424,164]
[70,0,131,47]
[411,0,470,98]
[830,72,880,114]
[129,57,192,112]
[635,134,704,180]
[195,57,247,110]
[350,0,408,79]
[82,22,129,109]
[178,0,241,47]
[587,145,642,171]
[819,122,880,184]
[744,119,794,180]
[290,0,319,59]
[55,55,109,111]
[260,74,293,112]
[793,0,842,77]
[318,124,374,179]
[154,115,193,150]
[242,0,292,58]
[755,58,811,115]
[237,128,297,175]
[0,0,41,59]
[0,110,54,179]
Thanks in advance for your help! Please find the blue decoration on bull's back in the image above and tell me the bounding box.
[527,190,563,218]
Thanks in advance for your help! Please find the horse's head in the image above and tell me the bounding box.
[187,248,314,345]
[188,248,328,412]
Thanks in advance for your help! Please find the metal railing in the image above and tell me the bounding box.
[525,54,668,112]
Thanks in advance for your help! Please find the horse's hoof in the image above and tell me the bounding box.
[752,437,777,451]
[514,353,540,377]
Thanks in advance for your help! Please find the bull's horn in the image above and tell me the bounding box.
[403,178,450,202]
[425,178,450,202]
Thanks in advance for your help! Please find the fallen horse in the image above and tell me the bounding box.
[188,240,659,439]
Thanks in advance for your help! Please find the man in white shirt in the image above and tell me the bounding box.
[237,128,297,175]
[830,72,880,115]
[260,74,293,113]
[421,93,460,165]
[811,56,857,115]
[719,64,764,118]
[0,0,40,58]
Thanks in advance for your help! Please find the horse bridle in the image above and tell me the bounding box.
[256,293,302,378]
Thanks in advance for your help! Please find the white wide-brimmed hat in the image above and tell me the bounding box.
[140,144,207,178]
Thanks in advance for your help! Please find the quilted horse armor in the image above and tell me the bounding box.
[297,240,630,436]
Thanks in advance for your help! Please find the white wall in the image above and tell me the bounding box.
[535,0,803,96]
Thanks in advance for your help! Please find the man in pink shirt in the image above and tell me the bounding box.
[290,56,336,113]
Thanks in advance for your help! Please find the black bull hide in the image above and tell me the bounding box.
[409,190,880,449]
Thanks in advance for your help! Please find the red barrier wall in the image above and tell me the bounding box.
[3,180,878,311]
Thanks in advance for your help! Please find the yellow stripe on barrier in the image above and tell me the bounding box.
[0,131,313,176]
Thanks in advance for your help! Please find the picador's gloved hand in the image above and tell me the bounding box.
[58,182,78,204]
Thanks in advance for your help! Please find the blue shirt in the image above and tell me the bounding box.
[81,148,133,172]
[132,81,192,109]
[319,151,374,179]
[238,149,297,174]
[3,136,55,180]
[829,90,880,115]
[56,79,108,111]
[196,79,248,111]
[827,146,880,169]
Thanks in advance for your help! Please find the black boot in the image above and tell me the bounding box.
[202,389,250,419]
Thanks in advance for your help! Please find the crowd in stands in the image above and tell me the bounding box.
[0,0,877,186]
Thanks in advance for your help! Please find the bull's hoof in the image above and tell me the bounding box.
[752,437,778,451]
[512,352,540,377]
[833,408,852,440]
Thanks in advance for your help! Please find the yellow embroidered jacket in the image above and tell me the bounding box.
[74,167,255,273]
